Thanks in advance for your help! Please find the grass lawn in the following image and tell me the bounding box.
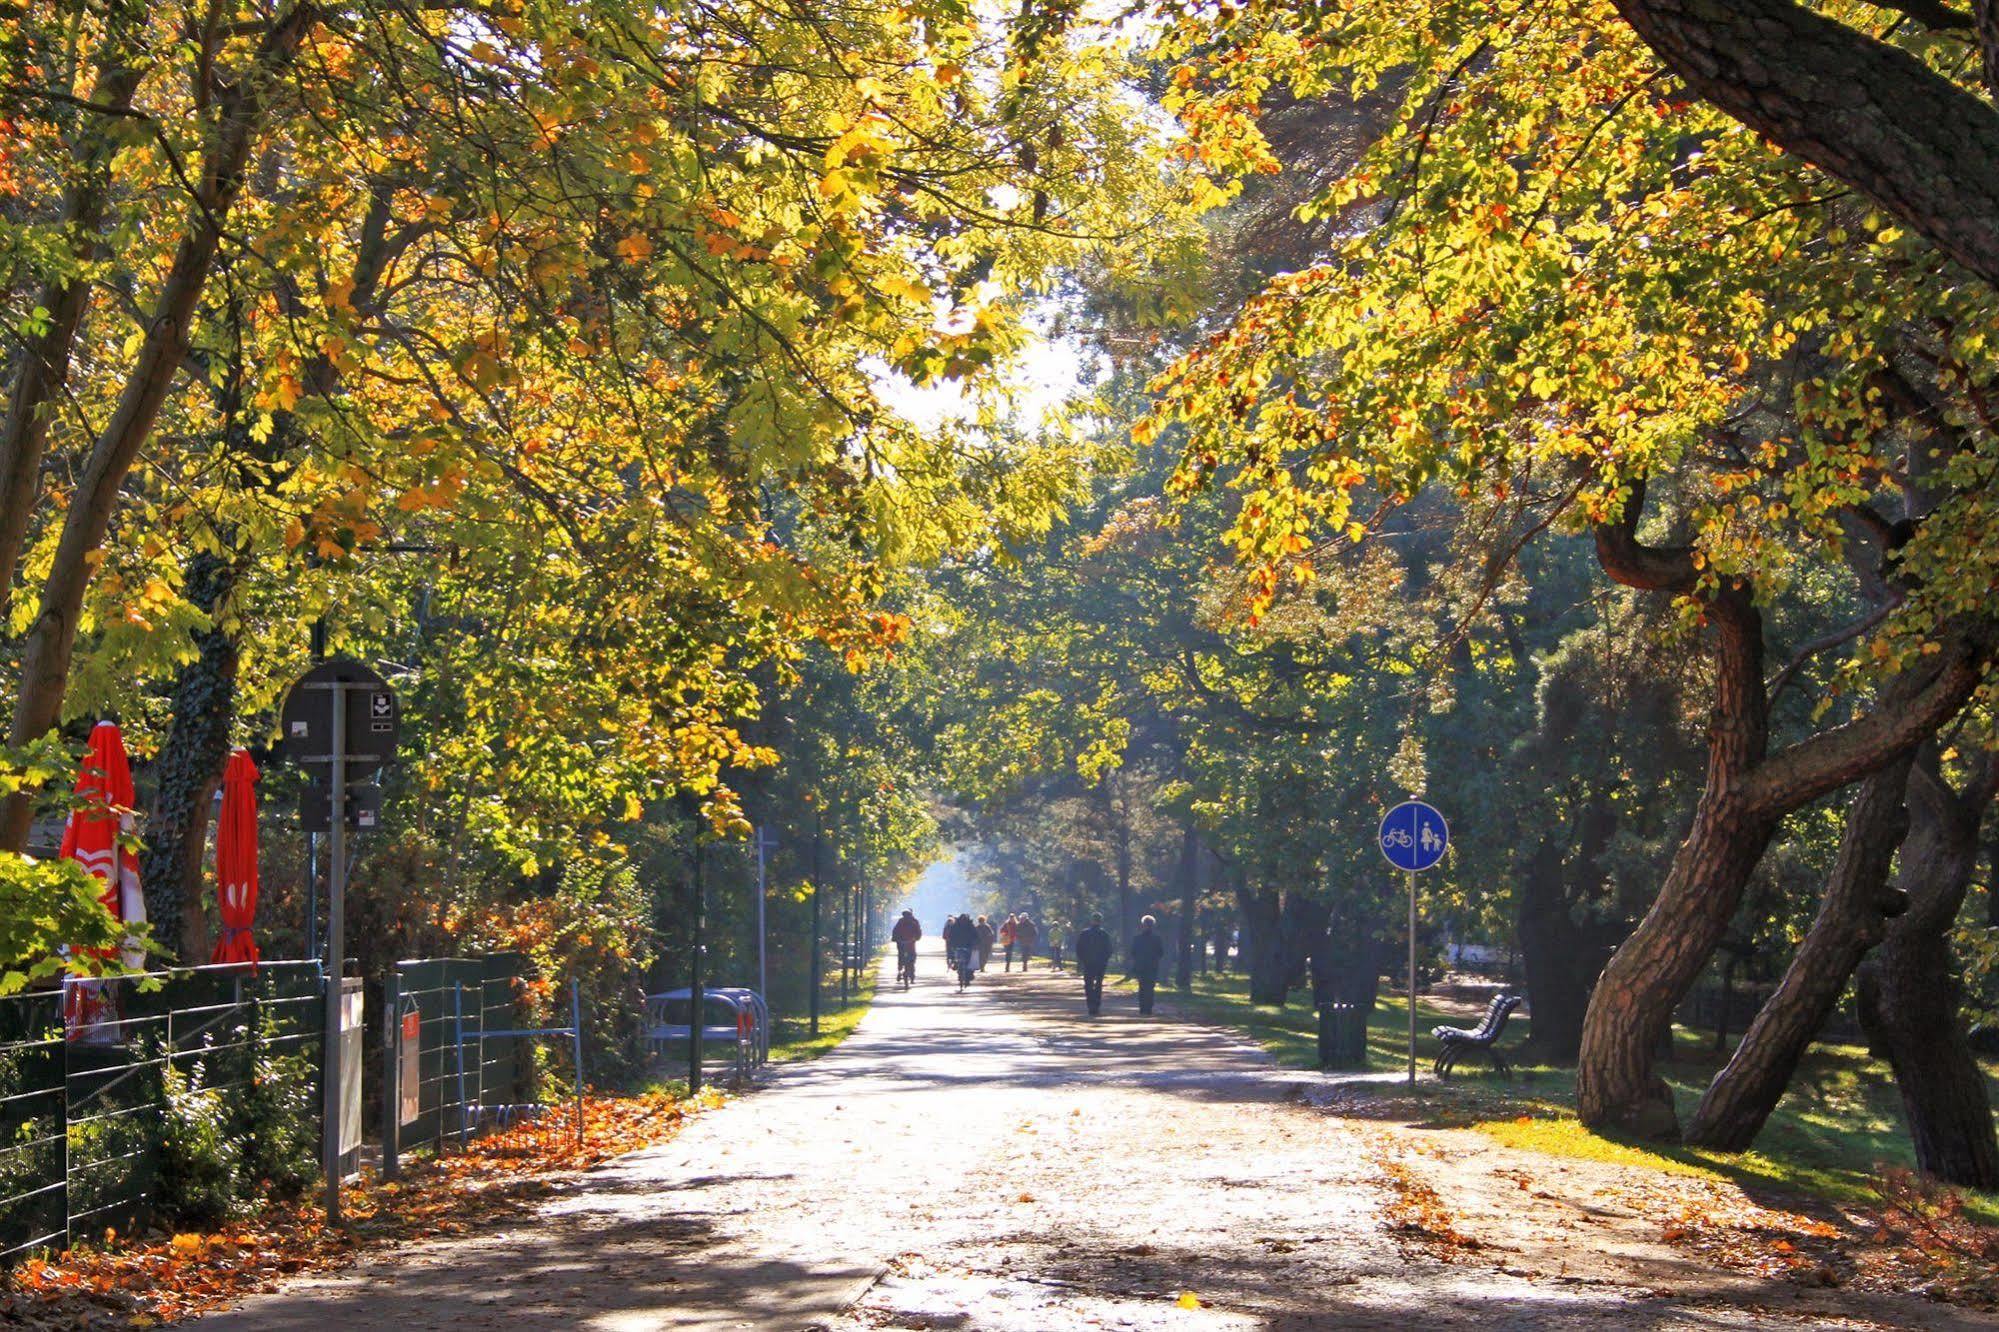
[1149,969,1999,1221]
[769,963,878,1063]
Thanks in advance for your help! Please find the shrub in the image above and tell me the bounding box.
[156,1057,241,1228]
[234,1009,318,1202]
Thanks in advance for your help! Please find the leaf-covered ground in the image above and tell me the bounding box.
[0,1090,712,1329]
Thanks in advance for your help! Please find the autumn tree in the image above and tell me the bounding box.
[1149,0,1999,1138]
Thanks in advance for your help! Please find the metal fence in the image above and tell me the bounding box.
[0,961,323,1261]
[381,955,532,1161]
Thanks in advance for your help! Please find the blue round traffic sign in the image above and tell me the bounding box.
[1378,800,1449,872]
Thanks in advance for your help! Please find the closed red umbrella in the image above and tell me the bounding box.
[211,749,261,966]
[60,721,148,1040]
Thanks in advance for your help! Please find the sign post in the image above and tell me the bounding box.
[1378,799,1450,1088]
[753,825,776,1001]
[280,658,398,1222]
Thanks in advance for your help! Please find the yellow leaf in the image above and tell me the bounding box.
[1176,1291,1202,1309]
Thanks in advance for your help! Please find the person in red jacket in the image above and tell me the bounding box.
[891,910,922,987]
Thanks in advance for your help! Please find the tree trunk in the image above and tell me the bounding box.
[1685,756,1912,1149]
[1175,825,1199,990]
[1238,880,1285,1005]
[1855,756,1999,1188]
[1114,811,1134,956]
[1516,804,1618,1061]
[1576,479,1988,1138]
[1609,0,1999,291]
[0,17,148,614]
[1281,889,1330,993]
[139,552,242,962]
[0,4,319,851]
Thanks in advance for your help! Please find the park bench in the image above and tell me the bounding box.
[1430,993,1522,1077]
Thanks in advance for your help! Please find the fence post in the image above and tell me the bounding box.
[452,981,469,1150]
[570,980,584,1151]
[60,981,71,1253]
[382,968,401,1179]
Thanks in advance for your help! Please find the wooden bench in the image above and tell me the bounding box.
[1431,993,1523,1077]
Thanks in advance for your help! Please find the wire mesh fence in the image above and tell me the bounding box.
[383,956,533,1159]
[0,961,324,1262]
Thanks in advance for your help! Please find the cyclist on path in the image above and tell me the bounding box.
[891,910,922,986]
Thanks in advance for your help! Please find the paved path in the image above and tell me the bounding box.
[202,946,1999,1330]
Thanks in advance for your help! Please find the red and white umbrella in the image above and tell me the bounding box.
[60,720,148,956]
[60,721,147,1040]
[211,749,261,966]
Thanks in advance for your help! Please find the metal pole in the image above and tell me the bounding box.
[1407,867,1418,1089]
[838,885,851,1007]
[688,836,705,1095]
[754,825,769,1001]
[570,980,584,1151]
[382,967,401,1180]
[321,684,348,1222]
[305,831,320,961]
[809,811,823,1037]
[453,981,469,1148]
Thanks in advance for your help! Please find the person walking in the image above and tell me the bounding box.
[975,914,996,971]
[1131,914,1165,1015]
[1076,913,1113,1016]
[1000,914,1019,972]
[1014,913,1039,970]
[945,913,978,990]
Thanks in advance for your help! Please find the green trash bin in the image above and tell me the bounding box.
[1317,1002,1366,1069]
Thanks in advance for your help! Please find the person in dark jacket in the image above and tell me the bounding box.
[1075,913,1113,1015]
[1130,914,1165,1015]
[945,914,979,990]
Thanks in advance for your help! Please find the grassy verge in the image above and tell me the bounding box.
[1150,970,1999,1221]
[769,963,878,1063]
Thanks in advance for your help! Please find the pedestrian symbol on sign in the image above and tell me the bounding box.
[1378,799,1449,873]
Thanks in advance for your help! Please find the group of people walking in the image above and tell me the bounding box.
[888,907,1166,1015]
[929,910,1041,989]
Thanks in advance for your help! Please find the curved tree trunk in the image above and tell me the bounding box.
[0,4,319,851]
[1609,0,1999,290]
[0,11,149,615]
[1855,756,1999,1188]
[1576,477,1989,1138]
[1685,756,1912,1149]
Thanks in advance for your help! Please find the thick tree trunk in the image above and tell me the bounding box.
[1576,479,1989,1138]
[1238,881,1285,1006]
[1855,757,1999,1188]
[1685,757,1912,1149]
[1516,804,1618,1061]
[1175,825,1198,990]
[1609,0,1999,291]
[139,551,242,963]
[0,4,318,851]
[1280,889,1330,993]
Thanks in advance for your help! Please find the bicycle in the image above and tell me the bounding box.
[896,943,917,989]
